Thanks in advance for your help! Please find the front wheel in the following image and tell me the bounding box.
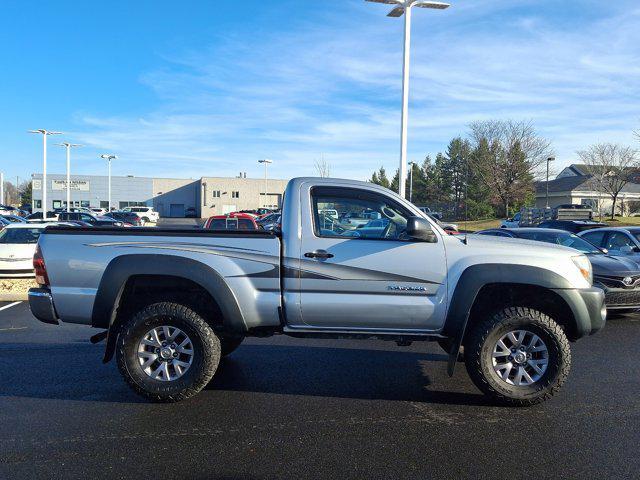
[116,302,221,402]
[464,307,571,407]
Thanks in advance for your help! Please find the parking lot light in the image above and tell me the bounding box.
[100,154,118,211]
[365,0,450,199]
[57,143,83,212]
[28,129,63,217]
[546,156,555,208]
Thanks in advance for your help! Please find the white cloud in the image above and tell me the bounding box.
[70,0,640,180]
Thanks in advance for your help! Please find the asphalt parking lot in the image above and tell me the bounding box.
[0,301,638,479]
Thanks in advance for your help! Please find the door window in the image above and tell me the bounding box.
[311,187,413,241]
[605,232,634,252]
[580,230,606,248]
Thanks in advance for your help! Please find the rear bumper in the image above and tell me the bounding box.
[552,287,606,339]
[28,288,59,325]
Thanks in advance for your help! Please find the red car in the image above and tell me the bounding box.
[203,213,259,230]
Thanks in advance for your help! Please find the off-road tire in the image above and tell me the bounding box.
[464,307,571,407]
[220,336,244,357]
[116,302,221,403]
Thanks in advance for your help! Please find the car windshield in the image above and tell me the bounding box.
[0,228,43,244]
[517,231,601,254]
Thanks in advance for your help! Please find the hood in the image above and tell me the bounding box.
[465,234,579,257]
[588,253,640,276]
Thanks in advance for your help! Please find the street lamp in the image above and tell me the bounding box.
[258,159,273,209]
[28,129,63,217]
[546,156,555,208]
[57,143,82,212]
[100,154,117,211]
[366,0,450,199]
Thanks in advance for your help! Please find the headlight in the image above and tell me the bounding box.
[572,255,592,285]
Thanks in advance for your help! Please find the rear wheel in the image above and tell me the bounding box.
[116,302,221,402]
[464,307,571,407]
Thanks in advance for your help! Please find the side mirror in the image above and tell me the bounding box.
[600,248,609,254]
[405,216,438,243]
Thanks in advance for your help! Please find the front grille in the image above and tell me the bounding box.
[595,275,640,289]
[605,290,640,307]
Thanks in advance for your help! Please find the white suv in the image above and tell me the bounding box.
[124,206,159,223]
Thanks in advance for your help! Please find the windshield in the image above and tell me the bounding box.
[207,218,255,230]
[0,228,43,244]
[517,231,601,254]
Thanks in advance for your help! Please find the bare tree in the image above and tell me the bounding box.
[577,143,639,219]
[314,156,331,178]
[468,119,552,216]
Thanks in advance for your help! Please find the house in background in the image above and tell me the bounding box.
[535,164,640,216]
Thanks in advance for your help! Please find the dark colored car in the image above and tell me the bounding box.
[185,207,198,218]
[1,215,27,224]
[537,220,607,234]
[26,211,58,221]
[0,217,10,231]
[477,227,640,312]
[105,211,143,227]
[58,212,123,227]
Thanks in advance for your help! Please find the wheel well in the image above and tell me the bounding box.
[113,274,224,332]
[465,283,578,341]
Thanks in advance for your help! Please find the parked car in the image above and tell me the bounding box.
[500,212,523,229]
[538,220,607,234]
[26,212,59,222]
[203,213,259,230]
[260,214,282,232]
[0,217,10,231]
[30,177,606,406]
[185,207,198,218]
[105,211,143,227]
[478,227,640,312]
[579,227,640,262]
[91,208,107,216]
[58,212,123,227]
[0,223,49,278]
[123,206,159,223]
[426,214,459,235]
[1,215,28,224]
[417,206,442,221]
[256,212,280,226]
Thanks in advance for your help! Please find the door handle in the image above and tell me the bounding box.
[304,250,334,259]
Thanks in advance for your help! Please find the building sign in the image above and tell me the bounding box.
[52,180,90,191]
[32,179,42,190]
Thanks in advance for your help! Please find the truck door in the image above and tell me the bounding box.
[292,185,448,331]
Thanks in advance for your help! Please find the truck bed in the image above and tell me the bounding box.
[39,226,282,329]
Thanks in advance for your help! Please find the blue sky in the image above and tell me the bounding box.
[0,0,639,184]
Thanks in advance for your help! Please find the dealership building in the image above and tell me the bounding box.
[31,173,289,218]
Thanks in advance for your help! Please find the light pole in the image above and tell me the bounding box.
[366,0,450,199]
[57,143,82,212]
[100,154,117,211]
[0,172,4,205]
[28,129,62,217]
[258,159,273,208]
[546,156,555,208]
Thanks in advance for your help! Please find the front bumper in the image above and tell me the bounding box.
[552,287,606,339]
[28,288,59,325]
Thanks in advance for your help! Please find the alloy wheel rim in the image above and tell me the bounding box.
[492,329,549,386]
[137,325,194,381]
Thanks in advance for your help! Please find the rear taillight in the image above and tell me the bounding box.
[33,244,50,287]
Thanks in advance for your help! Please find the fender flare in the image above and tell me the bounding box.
[441,263,574,376]
[93,254,245,362]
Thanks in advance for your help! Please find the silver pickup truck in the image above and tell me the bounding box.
[29,177,606,406]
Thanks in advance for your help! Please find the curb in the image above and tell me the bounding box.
[0,293,28,302]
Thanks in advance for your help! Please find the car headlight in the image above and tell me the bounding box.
[572,255,593,285]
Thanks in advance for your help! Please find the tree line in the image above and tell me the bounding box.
[370,119,639,221]
[370,119,550,220]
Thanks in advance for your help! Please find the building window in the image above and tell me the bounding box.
[212,190,221,198]
[232,191,240,199]
[119,201,147,209]
[34,200,42,209]
[53,200,62,209]
[100,201,110,209]
[81,201,90,208]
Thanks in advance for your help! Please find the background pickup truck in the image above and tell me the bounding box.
[29,177,606,406]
